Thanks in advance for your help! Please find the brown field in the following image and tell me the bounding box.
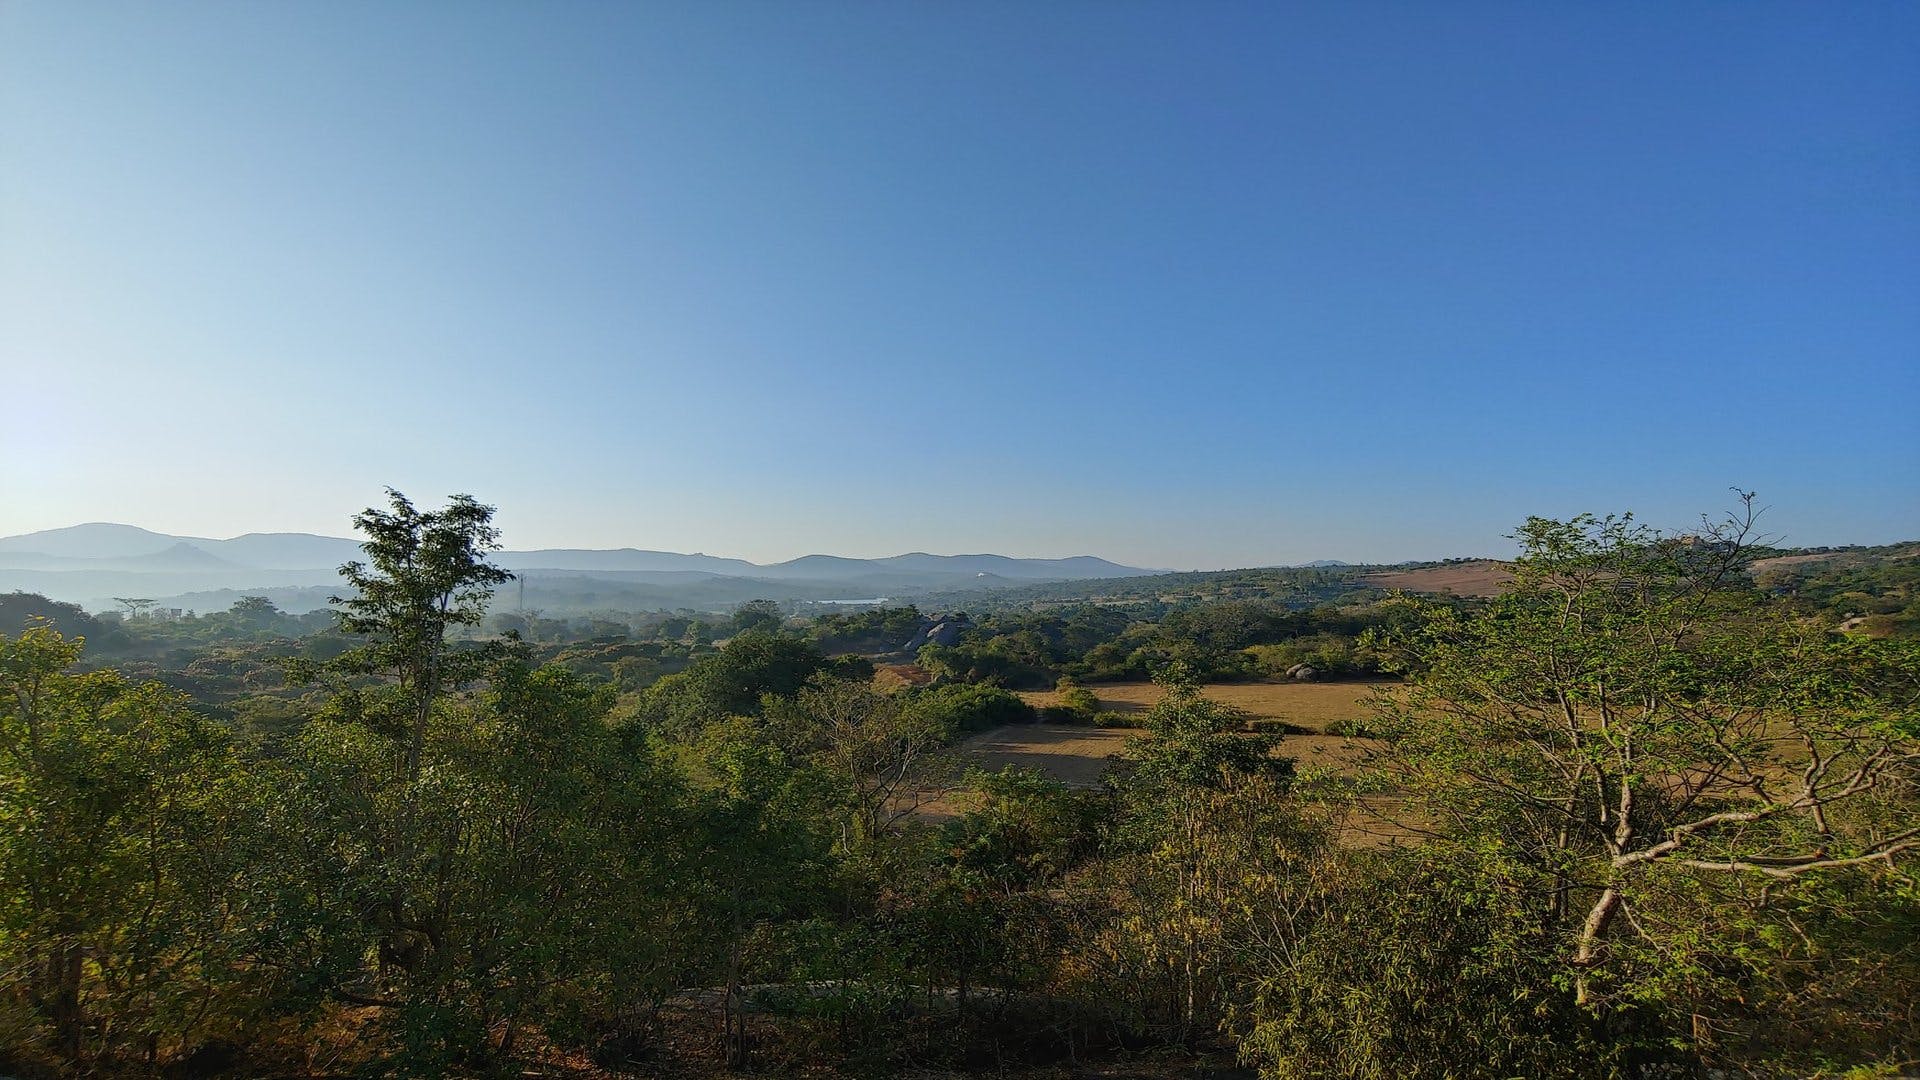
[914,723,1132,822]
[1020,679,1388,731]
[959,724,1133,788]
[1361,559,1512,596]
[920,681,1400,833]
[874,662,934,689]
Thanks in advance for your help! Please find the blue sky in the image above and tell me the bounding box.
[2,2,1915,568]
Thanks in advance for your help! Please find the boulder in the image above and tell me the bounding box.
[903,614,973,652]
[926,620,968,647]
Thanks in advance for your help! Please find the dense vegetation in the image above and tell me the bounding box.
[2,492,1914,1078]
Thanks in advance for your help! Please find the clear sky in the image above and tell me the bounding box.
[3,2,1915,568]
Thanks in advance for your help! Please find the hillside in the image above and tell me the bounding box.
[0,523,1158,614]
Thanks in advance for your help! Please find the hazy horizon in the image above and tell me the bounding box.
[2,501,1910,575]
[5,3,1916,568]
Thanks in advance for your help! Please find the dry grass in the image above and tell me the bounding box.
[916,723,1133,822]
[911,682,1402,821]
[960,724,1132,788]
[1361,560,1512,596]
[874,662,935,689]
[1020,679,1390,733]
[1005,681,1402,840]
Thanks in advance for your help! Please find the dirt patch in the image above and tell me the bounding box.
[916,724,1133,823]
[875,663,934,689]
[1021,680,1391,733]
[960,724,1131,787]
[923,685,1402,829]
[1361,560,1512,597]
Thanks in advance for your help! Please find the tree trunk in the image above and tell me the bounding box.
[46,938,86,1061]
[1573,886,1622,1007]
[724,928,747,1067]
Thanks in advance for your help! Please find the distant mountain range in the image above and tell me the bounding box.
[0,523,1161,614]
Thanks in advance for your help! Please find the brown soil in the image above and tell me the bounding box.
[1021,680,1389,731]
[1360,560,1512,596]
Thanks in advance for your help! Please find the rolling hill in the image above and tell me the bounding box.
[0,523,1159,614]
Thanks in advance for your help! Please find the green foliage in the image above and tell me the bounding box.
[637,631,828,734]
[806,604,924,653]
[902,682,1035,735]
[0,592,122,648]
[0,623,257,1067]
[325,489,514,784]
[6,492,1909,1076]
[241,492,697,1072]
[1047,684,1103,724]
[678,720,837,1066]
[1070,773,1322,1047]
[1243,631,1385,678]
[730,599,785,635]
[1232,847,1623,1080]
[1118,662,1289,800]
[1751,542,1920,638]
[765,675,955,853]
[1351,500,1920,1073]
[945,767,1104,889]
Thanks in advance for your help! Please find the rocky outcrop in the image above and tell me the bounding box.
[903,614,973,652]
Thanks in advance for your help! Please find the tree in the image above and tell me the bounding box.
[730,599,784,636]
[1078,663,1294,1044]
[681,723,834,1066]
[1118,661,1286,798]
[403,652,687,1064]
[227,594,284,632]
[639,631,827,734]
[0,623,250,1066]
[1357,498,1920,1068]
[768,674,954,854]
[329,489,513,782]
[111,597,154,621]
[273,492,520,1054]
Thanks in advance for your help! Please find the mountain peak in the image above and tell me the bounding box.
[0,522,180,559]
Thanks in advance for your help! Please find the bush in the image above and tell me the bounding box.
[1232,849,1626,1080]
[1243,633,1385,680]
[1037,686,1113,725]
[905,683,1036,736]
[1059,686,1100,718]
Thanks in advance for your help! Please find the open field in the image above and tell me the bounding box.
[1020,679,1388,732]
[959,724,1132,788]
[1361,559,1512,596]
[913,681,1398,822]
[914,723,1132,822]
[1022,680,1392,780]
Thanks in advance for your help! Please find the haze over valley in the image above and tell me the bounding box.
[0,520,1168,614]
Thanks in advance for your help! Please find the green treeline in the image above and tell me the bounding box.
[2,492,1915,1077]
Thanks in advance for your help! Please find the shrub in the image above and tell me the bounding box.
[1058,686,1100,718]
[905,682,1036,736]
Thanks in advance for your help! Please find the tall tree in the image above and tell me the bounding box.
[330,489,512,781]
[276,492,520,1049]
